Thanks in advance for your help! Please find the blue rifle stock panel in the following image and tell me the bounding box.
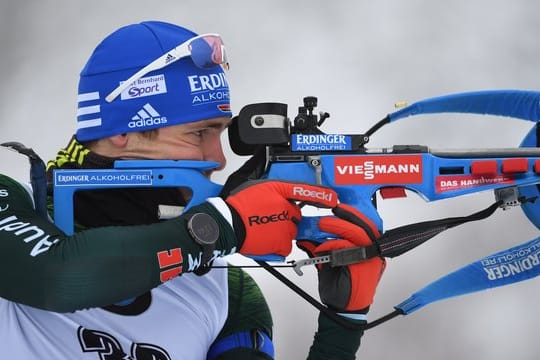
[53,160,222,235]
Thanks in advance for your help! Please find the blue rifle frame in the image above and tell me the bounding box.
[51,89,540,326]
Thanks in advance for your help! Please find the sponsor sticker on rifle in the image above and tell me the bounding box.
[54,170,153,187]
[334,155,423,184]
[291,134,352,151]
[436,174,514,193]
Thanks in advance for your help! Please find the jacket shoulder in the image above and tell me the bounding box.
[0,174,34,208]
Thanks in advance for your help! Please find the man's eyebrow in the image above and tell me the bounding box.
[205,119,232,129]
[187,118,232,131]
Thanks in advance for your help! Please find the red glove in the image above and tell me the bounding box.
[297,204,386,313]
[224,180,338,257]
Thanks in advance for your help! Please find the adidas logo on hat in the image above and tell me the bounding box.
[165,53,176,64]
[128,103,168,129]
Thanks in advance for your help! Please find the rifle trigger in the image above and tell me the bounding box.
[290,255,331,276]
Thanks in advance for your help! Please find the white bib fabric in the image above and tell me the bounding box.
[0,258,229,360]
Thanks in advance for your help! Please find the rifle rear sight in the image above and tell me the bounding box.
[228,96,369,156]
[293,96,330,133]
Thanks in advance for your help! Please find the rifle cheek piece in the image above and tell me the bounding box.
[229,103,289,156]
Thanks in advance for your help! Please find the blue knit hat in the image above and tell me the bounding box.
[76,21,231,141]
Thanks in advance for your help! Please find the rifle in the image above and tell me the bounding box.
[49,89,540,329]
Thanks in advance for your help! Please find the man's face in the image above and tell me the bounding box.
[133,116,231,177]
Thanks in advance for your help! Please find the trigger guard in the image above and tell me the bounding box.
[519,125,540,229]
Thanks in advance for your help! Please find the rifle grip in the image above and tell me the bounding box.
[296,216,337,243]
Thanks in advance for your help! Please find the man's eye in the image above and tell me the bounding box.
[192,130,203,137]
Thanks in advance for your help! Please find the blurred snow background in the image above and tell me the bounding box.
[1,1,539,358]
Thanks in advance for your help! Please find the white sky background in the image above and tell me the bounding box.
[1,1,540,359]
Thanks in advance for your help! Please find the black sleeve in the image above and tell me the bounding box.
[0,174,237,312]
[307,312,365,360]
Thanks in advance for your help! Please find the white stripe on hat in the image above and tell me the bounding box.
[77,105,101,116]
[77,92,100,102]
[77,118,102,129]
[143,103,160,117]
[137,110,150,119]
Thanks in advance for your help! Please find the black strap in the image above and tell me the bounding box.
[323,200,502,268]
[363,115,390,137]
[1,142,48,220]
[376,200,501,258]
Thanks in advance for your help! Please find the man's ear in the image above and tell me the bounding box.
[109,134,129,147]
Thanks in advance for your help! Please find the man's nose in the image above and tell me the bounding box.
[203,134,227,171]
